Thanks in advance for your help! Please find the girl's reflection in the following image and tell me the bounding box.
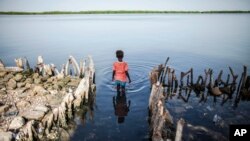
[113,91,131,124]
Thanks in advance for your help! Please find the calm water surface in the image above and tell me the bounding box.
[0,14,250,141]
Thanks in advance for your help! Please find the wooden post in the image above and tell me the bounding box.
[168,68,172,87]
[174,74,178,89]
[24,57,31,71]
[226,74,230,86]
[229,66,238,85]
[150,70,159,87]
[162,66,168,85]
[149,62,175,141]
[18,120,37,141]
[242,66,247,89]
[159,57,170,83]
[171,69,175,87]
[234,72,243,107]
[164,57,170,67]
[204,69,210,88]
[0,59,4,68]
[157,64,164,82]
[246,76,250,90]
[187,75,190,86]
[190,68,193,85]
[196,75,203,86]
[216,70,223,85]
[175,118,185,141]
[149,88,173,140]
[180,68,193,87]
[42,112,54,134]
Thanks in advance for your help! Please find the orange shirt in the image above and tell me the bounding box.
[113,61,128,82]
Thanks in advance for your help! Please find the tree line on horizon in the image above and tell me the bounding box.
[0,10,250,15]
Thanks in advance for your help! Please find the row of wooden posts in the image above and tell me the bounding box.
[148,57,250,141]
[0,56,96,140]
[0,55,92,79]
[18,56,96,140]
[150,58,249,99]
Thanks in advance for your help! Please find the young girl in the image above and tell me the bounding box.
[112,50,131,93]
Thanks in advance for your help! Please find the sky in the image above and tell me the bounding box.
[0,0,250,12]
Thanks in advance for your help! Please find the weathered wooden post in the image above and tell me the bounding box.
[149,84,173,141]
[238,66,250,98]
[162,66,168,85]
[15,58,24,69]
[161,57,170,83]
[149,59,175,141]
[175,118,185,141]
[0,59,4,68]
[180,68,193,87]
[209,69,222,96]
[65,55,81,76]
[234,72,244,107]
[229,66,238,84]
[190,68,193,85]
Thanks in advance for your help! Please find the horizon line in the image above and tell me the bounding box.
[1,10,250,15]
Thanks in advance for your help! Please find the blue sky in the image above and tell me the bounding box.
[0,0,250,12]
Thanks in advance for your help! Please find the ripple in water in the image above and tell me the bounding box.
[99,61,155,93]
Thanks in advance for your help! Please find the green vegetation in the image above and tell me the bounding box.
[0,10,250,15]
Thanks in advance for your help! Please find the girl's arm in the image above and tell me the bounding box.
[125,71,131,83]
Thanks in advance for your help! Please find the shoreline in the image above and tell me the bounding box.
[0,10,250,15]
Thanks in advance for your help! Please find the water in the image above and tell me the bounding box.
[0,14,250,141]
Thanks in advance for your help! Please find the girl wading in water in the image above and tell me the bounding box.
[112,50,131,94]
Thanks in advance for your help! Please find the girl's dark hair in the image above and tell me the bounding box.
[116,50,124,59]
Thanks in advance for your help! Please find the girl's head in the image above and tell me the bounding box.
[116,50,124,59]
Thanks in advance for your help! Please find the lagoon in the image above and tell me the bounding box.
[0,14,250,141]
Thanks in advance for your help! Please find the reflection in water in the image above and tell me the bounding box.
[113,91,131,124]
[159,65,250,140]
[74,88,96,126]
[173,66,250,107]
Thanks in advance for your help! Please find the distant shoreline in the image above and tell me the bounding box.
[0,10,250,15]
